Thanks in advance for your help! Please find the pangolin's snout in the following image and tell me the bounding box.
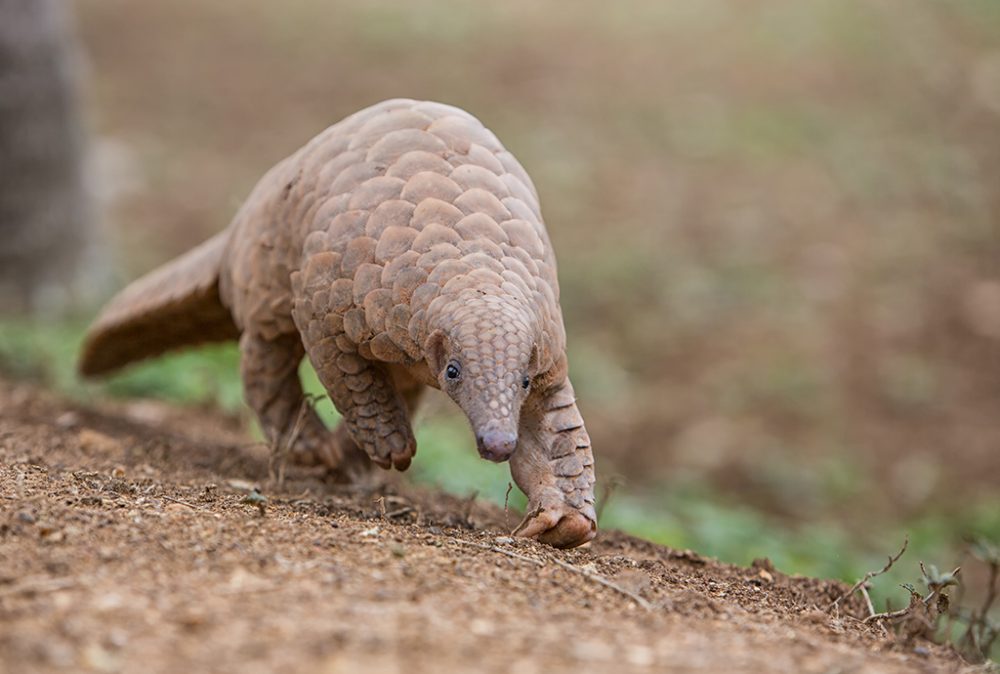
[476,428,517,462]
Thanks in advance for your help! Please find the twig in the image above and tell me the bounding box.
[511,504,543,537]
[859,585,876,618]
[386,506,414,519]
[864,605,914,624]
[461,491,479,529]
[548,557,654,611]
[453,538,544,566]
[269,395,314,487]
[0,577,77,598]
[829,536,908,612]
[865,568,961,625]
[161,494,211,512]
[596,475,623,522]
[978,558,998,621]
[216,584,284,597]
[504,482,513,531]
[958,550,997,661]
[452,538,653,611]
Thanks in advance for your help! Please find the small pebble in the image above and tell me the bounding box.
[77,429,122,455]
[55,411,80,429]
[626,645,655,667]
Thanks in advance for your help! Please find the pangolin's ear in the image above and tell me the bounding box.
[424,329,449,377]
[528,344,540,375]
[531,333,557,376]
[534,350,569,393]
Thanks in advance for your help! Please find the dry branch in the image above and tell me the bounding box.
[865,566,961,627]
[864,605,915,624]
[269,395,314,487]
[453,538,653,611]
[503,482,513,531]
[454,538,545,566]
[829,536,909,613]
[160,494,212,512]
[0,577,76,598]
[548,556,654,611]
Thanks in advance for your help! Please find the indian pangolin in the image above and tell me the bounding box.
[79,99,596,548]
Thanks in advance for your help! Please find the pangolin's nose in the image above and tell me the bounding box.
[476,430,518,462]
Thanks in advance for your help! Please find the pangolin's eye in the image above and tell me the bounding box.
[521,376,531,390]
[445,361,461,380]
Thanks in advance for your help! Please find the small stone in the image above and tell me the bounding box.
[469,618,494,636]
[625,645,655,667]
[55,411,80,429]
[77,429,122,455]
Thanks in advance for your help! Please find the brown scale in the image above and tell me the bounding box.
[78,99,596,548]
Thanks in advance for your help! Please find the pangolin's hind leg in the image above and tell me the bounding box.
[321,423,373,481]
[239,332,370,476]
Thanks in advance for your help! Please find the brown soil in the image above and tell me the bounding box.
[0,377,975,674]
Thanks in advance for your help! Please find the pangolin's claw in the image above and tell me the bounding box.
[362,430,416,472]
[513,499,596,549]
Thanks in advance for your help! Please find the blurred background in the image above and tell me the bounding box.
[1,0,999,616]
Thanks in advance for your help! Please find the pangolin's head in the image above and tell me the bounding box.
[425,293,540,462]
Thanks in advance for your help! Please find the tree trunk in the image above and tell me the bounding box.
[0,0,92,314]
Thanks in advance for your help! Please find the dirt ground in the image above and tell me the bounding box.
[0,377,977,674]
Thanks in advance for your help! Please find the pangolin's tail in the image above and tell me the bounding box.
[78,230,241,377]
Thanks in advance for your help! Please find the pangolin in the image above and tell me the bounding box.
[79,99,596,548]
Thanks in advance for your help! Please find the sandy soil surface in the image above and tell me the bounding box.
[0,377,975,674]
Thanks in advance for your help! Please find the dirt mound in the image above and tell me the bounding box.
[0,378,973,673]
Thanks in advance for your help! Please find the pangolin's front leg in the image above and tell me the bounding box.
[239,332,369,475]
[510,379,597,548]
[299,329,418,471]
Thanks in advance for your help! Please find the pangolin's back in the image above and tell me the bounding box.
[225,99,565,368]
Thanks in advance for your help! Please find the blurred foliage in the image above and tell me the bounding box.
[0,317,243,409]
